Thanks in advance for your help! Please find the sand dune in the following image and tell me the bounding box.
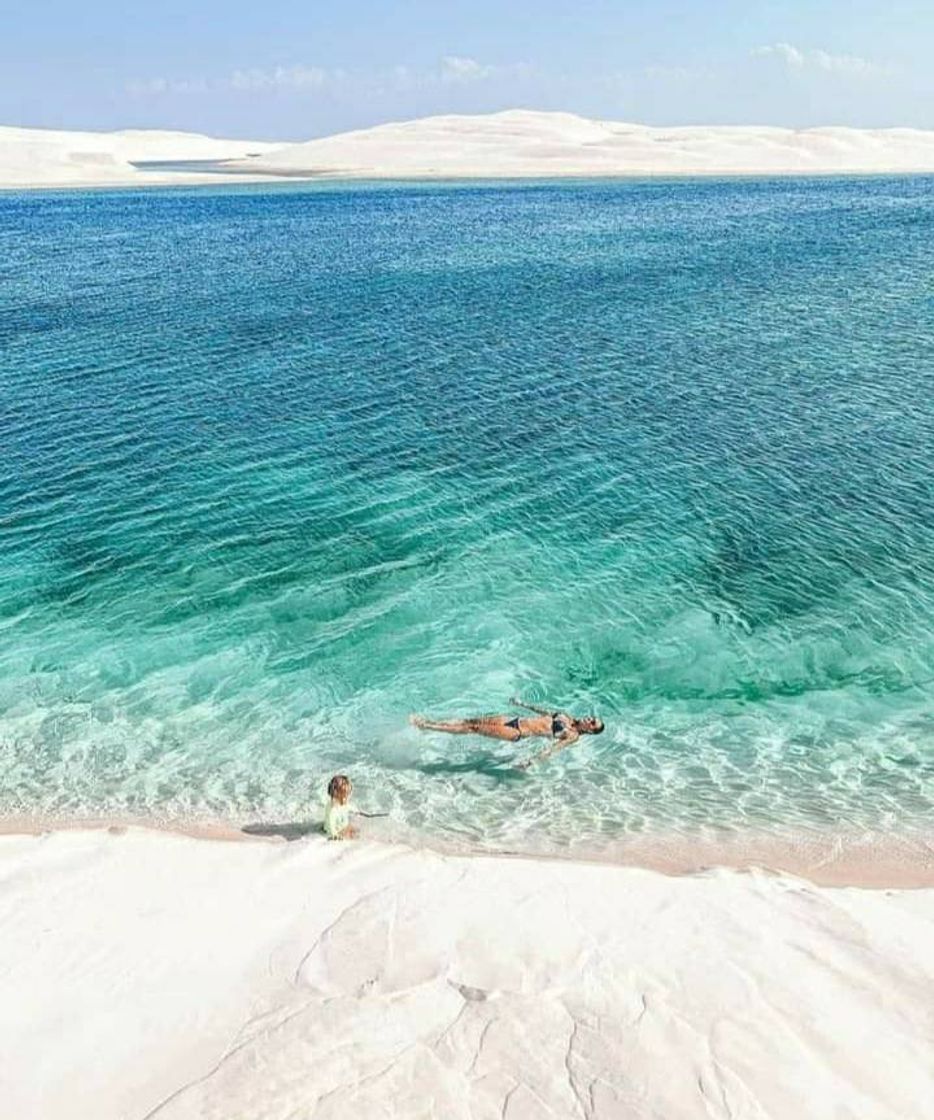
[0,125,276,188]
[6,111,934,189]
[246,109,934,179]
[3,826,933,1119]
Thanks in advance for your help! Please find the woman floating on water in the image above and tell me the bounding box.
[410,697,604,768]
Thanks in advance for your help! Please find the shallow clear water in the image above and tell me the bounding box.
[2,176,933,849]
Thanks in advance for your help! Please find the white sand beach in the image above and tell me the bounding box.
[3,825,933,1119]
[7,110,934,190]
[243,110,934,179]
[0,125,277,188]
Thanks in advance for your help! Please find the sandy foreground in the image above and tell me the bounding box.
[2,826,933,1119]
[7,110,934,190]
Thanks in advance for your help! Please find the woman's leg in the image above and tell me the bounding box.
[410,715,520,741]
[410,716,475,734]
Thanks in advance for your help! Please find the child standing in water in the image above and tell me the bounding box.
[323,774,357,840]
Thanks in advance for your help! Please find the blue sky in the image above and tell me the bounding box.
[4,0,933,139]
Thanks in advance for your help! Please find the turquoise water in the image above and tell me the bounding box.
[2,177,933,850]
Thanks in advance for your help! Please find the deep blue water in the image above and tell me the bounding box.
[2,176,933,850]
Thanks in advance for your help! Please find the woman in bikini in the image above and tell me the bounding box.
[410,698,604,768]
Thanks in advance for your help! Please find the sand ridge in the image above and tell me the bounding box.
[226,109,934,178]
[6,110,934,189]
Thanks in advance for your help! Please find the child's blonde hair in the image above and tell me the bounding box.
[327,774,352,802]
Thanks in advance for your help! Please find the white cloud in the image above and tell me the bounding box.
[439,56,495,83]
[128,66,335,98]
[754,43,806,69]
[126,76,209,96]
[642,65,709,81]
[229,66,330,91]
[127,56,526,100]
[753,43,885,76]
[383,56,529,92]
[811,49,879,75]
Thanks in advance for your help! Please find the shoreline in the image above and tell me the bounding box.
[4,811,933,888]
[7,165,934,194]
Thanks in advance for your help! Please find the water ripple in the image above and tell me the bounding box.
[1,176,933,848]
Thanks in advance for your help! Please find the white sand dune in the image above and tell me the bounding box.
[246,109,934,179]
[0,125,277,188]
[6,111,934,190]
[3,827,933,1119]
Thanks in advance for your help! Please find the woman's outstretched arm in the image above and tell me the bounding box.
[515,727,580,769]
[509,696,554,716]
